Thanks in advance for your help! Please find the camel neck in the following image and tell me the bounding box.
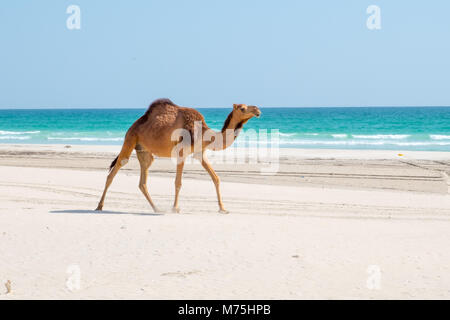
[208,111,245,151]
[221,112,244,133]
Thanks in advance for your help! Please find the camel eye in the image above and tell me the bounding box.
[239,107,245,112]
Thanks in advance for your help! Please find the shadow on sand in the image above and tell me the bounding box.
[50,209,164,216]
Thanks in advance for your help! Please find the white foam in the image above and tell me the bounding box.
[430,135,450,140]
[274,140,450,147]
[279,132,297,137]
[0,136,31,140]
[332,134,347,138]
[0,130,40,135]
[47,137,124,142]
[352,134,410,139]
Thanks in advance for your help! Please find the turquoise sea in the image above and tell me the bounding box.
[1,107,450,151]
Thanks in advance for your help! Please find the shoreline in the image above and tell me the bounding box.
[1,143,450,160]
[1,143,449,194]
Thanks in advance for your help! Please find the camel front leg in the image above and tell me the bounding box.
[172,160,185,213]
[200,156,228,214]
[136,150,160,213]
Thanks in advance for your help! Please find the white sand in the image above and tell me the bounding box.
[1,144,450,299]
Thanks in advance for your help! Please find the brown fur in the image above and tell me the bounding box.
[96,99,261,213]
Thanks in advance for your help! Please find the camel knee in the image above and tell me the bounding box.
[120,158,129,166]
[139,183,147,192]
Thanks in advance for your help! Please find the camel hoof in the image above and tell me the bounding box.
[172,207,181,213]
[219,209,229,214]
[153,207,163,214]
[95,206,103,211]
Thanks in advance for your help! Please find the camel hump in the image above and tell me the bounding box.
[144,98,177,116]
[149,98,177,108]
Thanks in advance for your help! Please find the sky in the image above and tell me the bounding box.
[1,0,449,108]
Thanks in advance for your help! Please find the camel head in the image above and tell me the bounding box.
[232,104,261,121]
[220,103,261,134]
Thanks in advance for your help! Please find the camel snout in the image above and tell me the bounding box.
[248,106,261,118]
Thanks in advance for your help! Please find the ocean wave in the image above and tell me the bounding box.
[304,133,319,136]
[0,130,40,135]
[352,134,410,139]
[331,134,347,138]
[273,139,450,146]
[279,132,297,137]
[0,135,31,140]
[430,135,450,140]
[47,137,124,142]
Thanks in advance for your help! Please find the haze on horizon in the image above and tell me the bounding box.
[1,1,449,109]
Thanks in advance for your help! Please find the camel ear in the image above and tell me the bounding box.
[233,104,240,110]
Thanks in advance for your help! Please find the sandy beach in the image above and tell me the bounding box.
[1,144,450,299]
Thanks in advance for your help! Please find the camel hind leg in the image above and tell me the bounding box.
[95,162,122,211]
[95,135,136,211]
[136,147,160,213]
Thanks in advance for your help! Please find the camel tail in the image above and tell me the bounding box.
[109,156,119,172]
[108,131,137,172]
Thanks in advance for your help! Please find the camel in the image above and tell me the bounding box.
[95,98,261,214]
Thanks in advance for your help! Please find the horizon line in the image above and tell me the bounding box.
[1,105,450,110]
